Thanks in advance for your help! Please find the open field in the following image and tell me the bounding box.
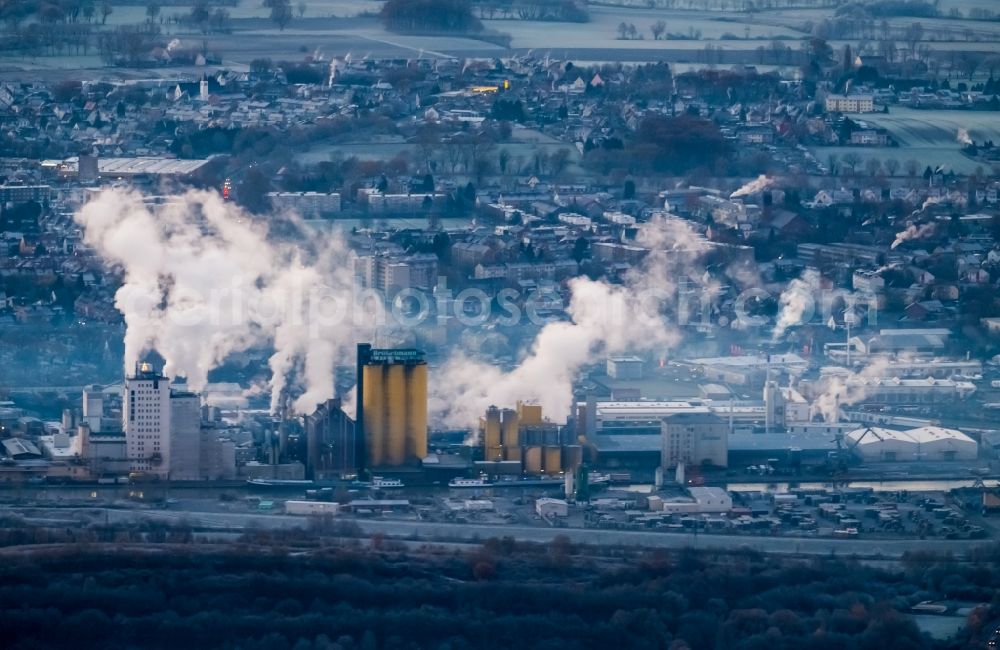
[939,0,1000,10]
[808,108,1000,175]
[6,0,1000,79]
[487,5,803,49]
[106,0,379,24]
[810,146,985,175]
[863,108,1000,147]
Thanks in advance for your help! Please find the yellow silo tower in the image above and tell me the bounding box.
[385,363,407,466]
[524,446,543,473]
[482,406,502,462]
[501,408,519,448]
[362,364,386,467]
[405,362,428,460]
[543,446,563,474]
[516,401,543,426]
[357,345,429,469]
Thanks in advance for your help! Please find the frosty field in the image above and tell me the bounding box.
[862,108,1000,148]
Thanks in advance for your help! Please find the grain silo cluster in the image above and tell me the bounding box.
[480,402,582,475]
[357,344,428,469]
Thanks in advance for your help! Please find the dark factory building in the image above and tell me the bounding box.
[303,398,356,481]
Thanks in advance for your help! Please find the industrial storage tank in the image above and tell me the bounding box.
[483,406,502,461]
[362,365,385,467]
[543,446,563,474]
[519,426,540,447]
[501,408,519,447]
[521,424,559,446]
[385,363,407,466]
[563,445,583,471]
[359,346,429,469]
[504,446,522,463]
[517,402,543,425]
[524,446,543,474]
[405,363,428,461]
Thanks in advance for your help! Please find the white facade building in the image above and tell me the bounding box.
[82,385,104,431]
[267,191,341,217]
[825,94,875,113]
[124,363,171,477]
[662,411,728,469]
[356,253,438,293]
[123,364,237,480]
[607,356,644,380]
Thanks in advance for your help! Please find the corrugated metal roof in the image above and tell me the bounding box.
[591,435,661,453]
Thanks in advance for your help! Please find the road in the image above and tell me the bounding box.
[88,506,995,559]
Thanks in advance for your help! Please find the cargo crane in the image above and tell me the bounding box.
[827,427,873,476]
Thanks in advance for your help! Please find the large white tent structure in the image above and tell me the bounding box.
[846,426,977,462]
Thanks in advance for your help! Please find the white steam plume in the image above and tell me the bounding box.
[772,269,820,341]
[730,175,772,199]
[75,188,371,415]
[920,195,944,211]
[957,128,972,145]
[809,356,892,422]
[429,216,713,427]
[891,222,935,249]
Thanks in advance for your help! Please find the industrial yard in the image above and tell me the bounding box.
[4,473,1000,556]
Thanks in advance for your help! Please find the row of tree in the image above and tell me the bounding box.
[2,533,990,650]
[380,0,483,34]
[471,0,588,22]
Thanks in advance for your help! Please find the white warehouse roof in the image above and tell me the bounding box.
[847,427,913,446]
[846,426,977,461]
[905,426,974,445]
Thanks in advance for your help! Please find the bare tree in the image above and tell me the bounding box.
[904,22,923,60]
[210,8,229,32]
[264,0,293,31]
[984,56,1000,79]
[549,148,571,177]
[769,39,787,64]
[651,20,666,40]
[885,158,900,177]
[957,52,981,80]
[842,151,861,173]
[99,0,112,25]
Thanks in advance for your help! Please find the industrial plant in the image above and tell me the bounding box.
[356,344,429,470]
[478,402,583,475]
